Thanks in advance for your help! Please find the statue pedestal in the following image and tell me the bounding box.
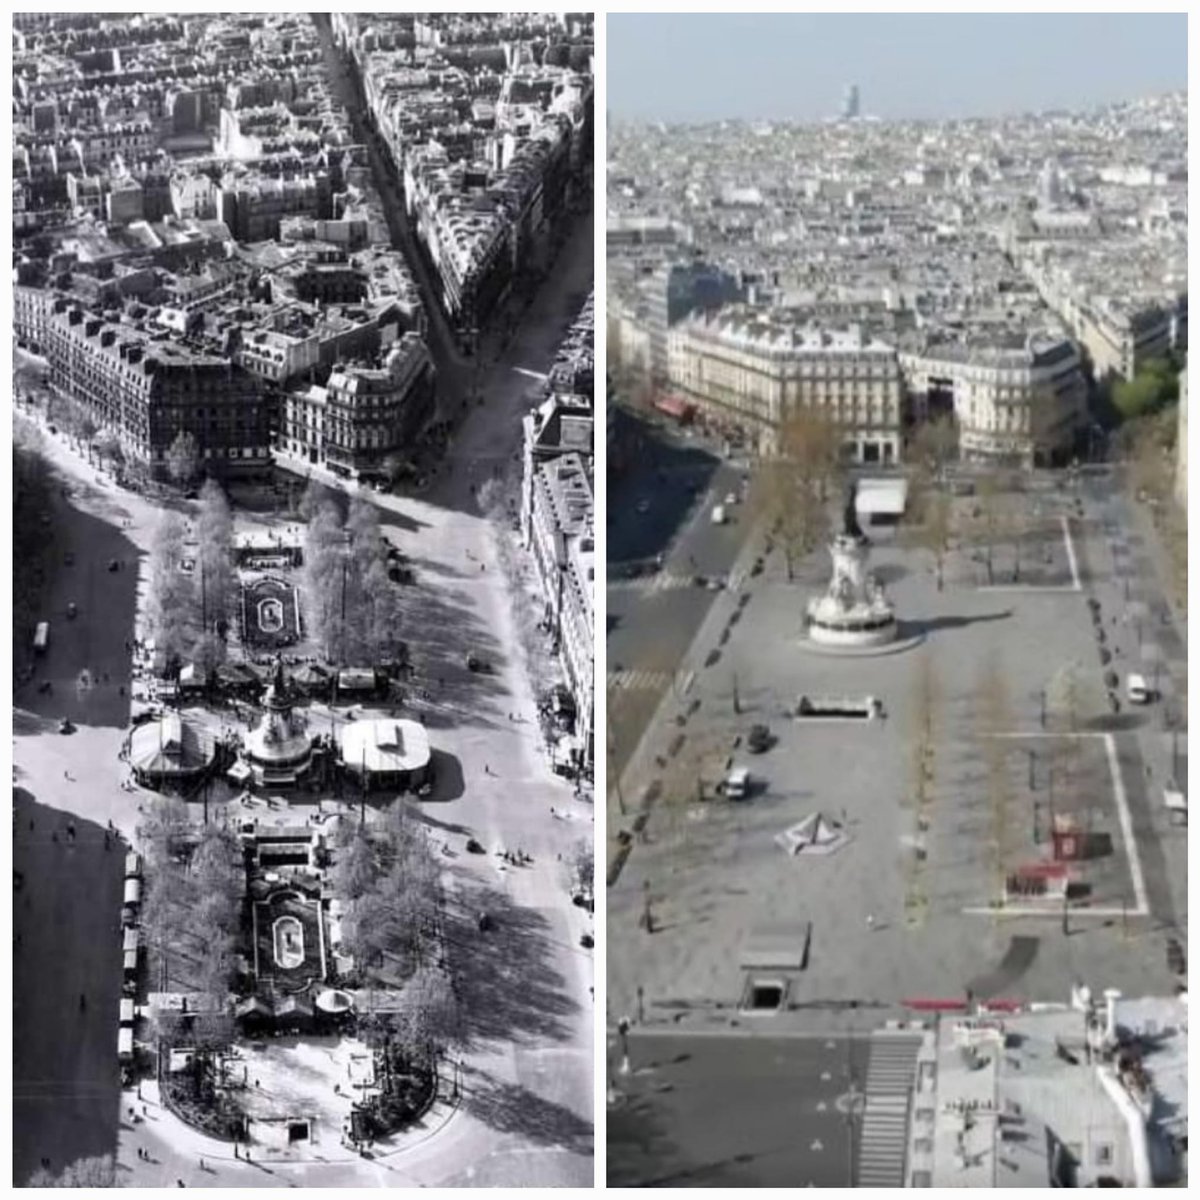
[806,534,898,649]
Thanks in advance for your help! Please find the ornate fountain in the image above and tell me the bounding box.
[805,481,898,649]
[242,658,314,787]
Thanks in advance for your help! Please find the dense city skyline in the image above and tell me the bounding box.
[609,13,1187,123]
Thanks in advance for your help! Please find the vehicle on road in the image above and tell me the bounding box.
[32,621,49,655]
[64,551,74,566]
[721,766,751,800]
[747,724,772,754]
[1126,673,1152,704]
[711,504,727,525]
[58,718,75,735]
[465,838,485,854]
[466,653,490,674]
[66,602,78,620]
[477,911,495,932]
[724,492,737,506]
[580,932,594,949]
[635,499,650,514]
[107,559,120,573]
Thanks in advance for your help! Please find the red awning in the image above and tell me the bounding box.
[654,394,695,420]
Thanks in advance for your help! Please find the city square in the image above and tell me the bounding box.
[13,11,593,1188]
[606,11,1186,1187]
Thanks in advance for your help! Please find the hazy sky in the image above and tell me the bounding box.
[608,13,1188,123]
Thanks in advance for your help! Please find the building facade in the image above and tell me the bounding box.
[44,302,270,476]
[527,452,593,769]
[280,333,436,479]
[668,307,905,463]
[902,333,1088,466]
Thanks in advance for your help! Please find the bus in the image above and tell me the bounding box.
[32,622,49,654]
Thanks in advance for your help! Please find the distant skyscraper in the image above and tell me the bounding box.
[842,83,860,120]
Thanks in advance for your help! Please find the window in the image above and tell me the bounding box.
[1095,1143,1113,1167]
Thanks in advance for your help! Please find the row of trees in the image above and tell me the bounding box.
[140,808,244,1001]
[301,486,401,667]
[331,806,454,1062]
[749,407,845,581]
[144,480,237,672]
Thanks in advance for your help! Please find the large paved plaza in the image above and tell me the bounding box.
[609,472,1187,1027]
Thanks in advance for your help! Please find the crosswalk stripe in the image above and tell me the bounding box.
[609,572,693,595]
[607,670,672,692]
[855,1034,920,1187]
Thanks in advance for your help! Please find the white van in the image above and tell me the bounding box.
[723,766,750,800]
[712,504,727,526]
[1126,673,1151,705]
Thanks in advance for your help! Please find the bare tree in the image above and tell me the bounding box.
[165,431,201,488]
[401,963,458,1059]
[750,406,842,582]
[196,479,236,632]
[909,415,958,484]
[25,1154,120,1187]
[907,490,954,591]
[972,472,1004,585]
[976,656,1014,904]
[145,512,198,669]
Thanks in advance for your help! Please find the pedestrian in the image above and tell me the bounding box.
[233,1144,239,1159]
[199,1158,204,1171]
[142,1104,147,1116]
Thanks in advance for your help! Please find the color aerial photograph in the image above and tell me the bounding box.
[606,12,1187,1188]
[12,11,594,1188]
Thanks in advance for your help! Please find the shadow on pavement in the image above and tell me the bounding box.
[444,881,578,1047]
[463,1069,593,1157]
[15,491,139,733]
[13,787,124,1184]
[424,749,465,802]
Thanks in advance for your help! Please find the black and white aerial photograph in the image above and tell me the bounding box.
[13,11,594,1188]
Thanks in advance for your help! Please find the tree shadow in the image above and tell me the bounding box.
[12,708,61,737]
[13,787,124,1184]
[463,1068,593,1156]
[443,879,578,1047]
[14,492,139,732]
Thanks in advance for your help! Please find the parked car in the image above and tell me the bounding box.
[477,911,494,932]
[107,559,120,572]
[747,724,772,754]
